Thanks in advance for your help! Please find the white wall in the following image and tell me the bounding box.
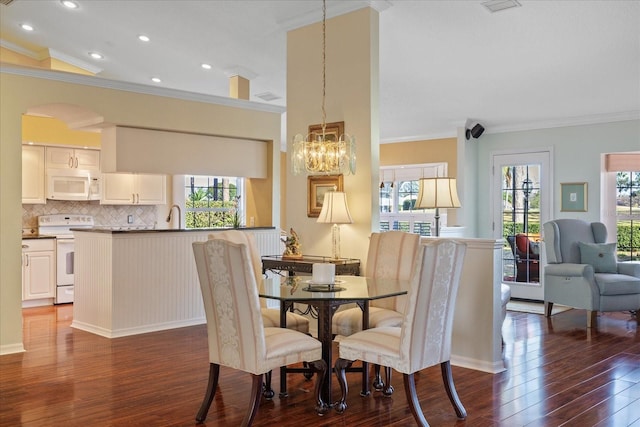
[466,120,640,238]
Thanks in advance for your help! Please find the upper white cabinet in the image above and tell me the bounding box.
[46,147,100,171]
[22,145,46,204]
[101,173,166,205]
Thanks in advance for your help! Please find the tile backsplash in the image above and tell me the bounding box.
[23,200,159,229]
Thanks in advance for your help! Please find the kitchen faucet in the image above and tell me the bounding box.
[166,204,182,229]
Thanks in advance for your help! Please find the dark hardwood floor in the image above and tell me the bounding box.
[1,304,639,426]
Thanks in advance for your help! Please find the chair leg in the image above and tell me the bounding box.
[334,358,353,413]
[196,363,220,423]
[241,374,263,427]
[373,364,383,390]
[382,366,394,396]
[307,359,329,415]
[263,371,274,399]
[544,301,554,317]
[440,361,467,419]
[587,310,597,328]
[403,372,429,427]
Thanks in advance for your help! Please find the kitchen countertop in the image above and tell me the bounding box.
[22,234,57,240]
[72,226,276,234]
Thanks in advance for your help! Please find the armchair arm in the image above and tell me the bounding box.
[617,262,640,278]
[545,263,594,278]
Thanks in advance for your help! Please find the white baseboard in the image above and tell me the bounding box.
[450,353,506,374]
[71,318,206,339]
[0,343,26,355]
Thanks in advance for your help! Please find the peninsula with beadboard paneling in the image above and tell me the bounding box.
[72,227,280,338]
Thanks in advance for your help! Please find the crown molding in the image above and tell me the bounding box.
[0,65,286,114]
[380,111,640,144]
[47,48,102,74]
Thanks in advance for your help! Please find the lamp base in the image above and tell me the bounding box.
[332,224,341,259]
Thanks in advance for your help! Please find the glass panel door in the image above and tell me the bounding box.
[492,151,551,301]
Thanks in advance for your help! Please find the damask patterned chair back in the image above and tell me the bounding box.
[209,230,262,294]
[366,231,421,311]
[400,239,466,372]
[194,238,267,373]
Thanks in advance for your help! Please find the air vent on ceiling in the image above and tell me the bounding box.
[255,92,281,102]
[482,0,521,13]
[0,0,16,5]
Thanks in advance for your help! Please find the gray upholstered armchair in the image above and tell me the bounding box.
[543,219,640,327]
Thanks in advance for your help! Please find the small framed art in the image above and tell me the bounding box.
[307,174,343,217]
[560,182,587,212]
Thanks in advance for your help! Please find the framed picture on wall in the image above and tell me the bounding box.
[307,174,343,217]
[560,182,587,212]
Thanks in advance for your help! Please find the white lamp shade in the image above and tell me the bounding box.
[317,192,353,224]
[415,178,461,209]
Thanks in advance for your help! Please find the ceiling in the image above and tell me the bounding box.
[1,0,639,143]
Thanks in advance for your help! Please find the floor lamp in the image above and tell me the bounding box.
[317,191,353,259]
[415,177,461,237]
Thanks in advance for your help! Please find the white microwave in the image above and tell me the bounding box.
[47,170,101,201]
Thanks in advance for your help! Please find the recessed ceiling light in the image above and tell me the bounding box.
[89,52,103,60]
[138,34,150,42]
[20,23,34,31]
[61,1,79,9]
[482,0,521,13]
[201,63,212,70]
[151,77,161,83]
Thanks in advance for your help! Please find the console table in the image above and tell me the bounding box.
[261,255,361,276]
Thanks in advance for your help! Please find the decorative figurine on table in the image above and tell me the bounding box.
[282,228,303,259]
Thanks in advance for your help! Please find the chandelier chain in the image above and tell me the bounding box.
[321,0,326,136]
[289,0,355,176]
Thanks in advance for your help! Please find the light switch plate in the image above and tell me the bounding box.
[127,215,133,224]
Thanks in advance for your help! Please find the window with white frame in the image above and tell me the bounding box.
[184,176,244,229]
[379,163,448,235]
[606,153,640,262]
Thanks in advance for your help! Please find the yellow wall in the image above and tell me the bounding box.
[1,71,282,354]
[22,115,101,147]
[380,137,458,176]
[286,8,379,266]
[1,47,95,75]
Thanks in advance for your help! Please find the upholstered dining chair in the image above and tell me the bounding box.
[192,238,327,425]
[331,230,420,392]
[207,230,310,398]
[334,239,467,427]
[209,230,310,333]
[543,219,640,327]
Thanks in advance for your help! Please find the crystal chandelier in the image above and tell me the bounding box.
[291,0,356,175]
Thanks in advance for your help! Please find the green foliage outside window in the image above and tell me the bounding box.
[185,199,237,229]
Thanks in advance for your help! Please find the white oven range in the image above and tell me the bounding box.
[38,214,94,304]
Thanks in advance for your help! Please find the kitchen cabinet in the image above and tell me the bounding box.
[101,173,166,205]
[22,145,46,204]
[22,239,55,301]
[46,147,100,171]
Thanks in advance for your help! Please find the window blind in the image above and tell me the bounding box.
[605,153,640,172]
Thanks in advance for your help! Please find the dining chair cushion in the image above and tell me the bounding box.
[263,327,322,371]
[261,308,310,334]
[333,307,403,337]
